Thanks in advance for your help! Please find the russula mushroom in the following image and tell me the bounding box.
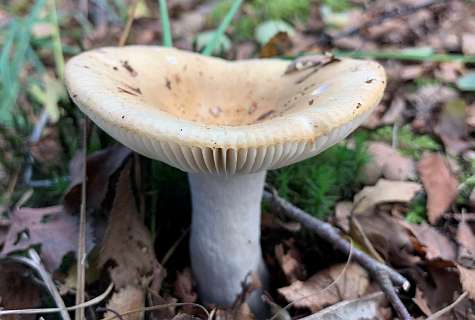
[65,46,386,312]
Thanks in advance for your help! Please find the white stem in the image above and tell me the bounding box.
[188,171,269,313]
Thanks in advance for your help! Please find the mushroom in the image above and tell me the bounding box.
[64,46,386,313]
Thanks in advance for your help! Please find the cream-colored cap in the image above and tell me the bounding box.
[65,46,385,175]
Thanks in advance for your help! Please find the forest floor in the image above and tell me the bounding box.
[0,0,475,319]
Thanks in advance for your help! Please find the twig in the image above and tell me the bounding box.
[331,0,445,40]
[0,283,114,316]
[118,0,140,47]
[426,292,468,320]
[75,118,88,320]
[263,189,412,320]
[10,250,71,320]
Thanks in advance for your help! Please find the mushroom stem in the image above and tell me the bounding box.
[188,171,269,312]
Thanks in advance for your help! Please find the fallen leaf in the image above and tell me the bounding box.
[278,263,369,312]
[64,144,132,214]
[0,262,41,320]
[30,127,63,165]
[457,219,475,267]
[462,33,475,55]
[98,162,159,289]
[434,99,472,156]
[403,222,456,262]
[361,142,416,184]
[353,179,422,214]
[275,240,306,283]
[457,265,475,300]
[297,292,387,320]
[2,206,91,272]
[174,267,197,313]
[105,285,145,320]
[417,153,458,224]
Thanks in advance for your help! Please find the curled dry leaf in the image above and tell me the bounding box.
[278,263,369,312]
[64,144,132,214]
[98,162,160,289]
[353,179,421,214]
[297,292,388,320]
[361,142,416,184]
[2,206,92,272]
[417,153,458,224]
[105,285,145,320]
[0,262,41,320]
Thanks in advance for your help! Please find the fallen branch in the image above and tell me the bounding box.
[263,189,412,320]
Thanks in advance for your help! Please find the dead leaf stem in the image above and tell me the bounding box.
[263,189,412,320]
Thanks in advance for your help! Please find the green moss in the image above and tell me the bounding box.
[405,194,427,224]
[371,125,440,159]
[255,0,310,21]
[322,0,354,12]
[268,137,369,219]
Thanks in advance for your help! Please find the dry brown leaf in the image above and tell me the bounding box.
[457,219,475,267]
[417,153,458,224]
[404,222,456,262]
[297,292,387,320]
[0,262,41,320]
[413,288,432,317]
[275,240,306,283]
[457,265,475,300]
[98,162,159,289]
[64,144,132,214]
[278,263,369,312]
[105,285,145,320]
[353,179,421,214]
[30,127,63,165]
[333,201,352,233]
[2,206,91,272]
[174,267,197,313]
[361,142,416,184]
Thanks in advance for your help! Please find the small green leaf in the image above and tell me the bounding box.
[457,72,475,91]
[255,20,295,45]
[195,31,231,55]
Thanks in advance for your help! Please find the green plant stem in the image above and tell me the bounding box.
[158,0,172,47]
[50,0,65,81]
[202,0,243,56]
[333,50,475,63]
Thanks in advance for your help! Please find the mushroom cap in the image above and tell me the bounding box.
[65,46,386,175]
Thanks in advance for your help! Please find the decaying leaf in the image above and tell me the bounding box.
[457,265,475,300]
[297,292,387,320]
[278,263,369,312]
[2,206,91,272]
[417,153,458,224]
[353,179,421,214]
[275,239,306,283]
[174,267,197,313]
[403,222,456,262]
[64,144,132,214]
[361,142,416,184]
[105,285,145,320]
[457,219,475,267]
[0,262,41,320]
[98,162,159,289]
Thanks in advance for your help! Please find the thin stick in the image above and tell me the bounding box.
[158,0,172,47]
[202,0,243,56]
[0,283,114,316]
[75,119,88,320]
[263,189,412,320]
[118,0,140,47]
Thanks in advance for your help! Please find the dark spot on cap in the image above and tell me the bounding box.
[308,99,314,106]
[366,78,375,83]
[120,60,137,77]
[121,115,125,119]
[256,110,275,121]
[118,87,138,96]
[356,103,362,109]
[123,84,142,95]
[113,66,118,71]
[83,65,90,69]
[165,78,172,90]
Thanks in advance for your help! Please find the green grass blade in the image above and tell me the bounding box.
[0,20,19,85]
[202,0,243,56]
[50,0,65,81]
[158,0,172,47]
[333,50,475,63]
